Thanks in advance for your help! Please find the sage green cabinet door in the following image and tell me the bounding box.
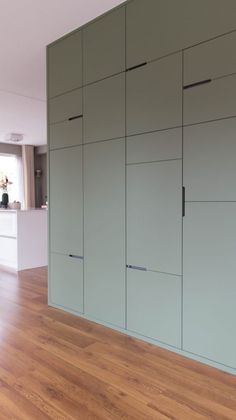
[84,139,125,327]
[48,31,82,98]
[83,7,125,84]
[127,128,182,164]
[126,0,236,68]
[127,269,181,348]
[184,74,236,125]
[50,146,83,256]
[84,74,125,143]
[184,32,236,86]
[127,160,182,276]
[50,253,83,313]
[126,54,182,136]
[49,89,82,124]
[183,203,236,369]
[49,118,82,150]
[184,119,236,201]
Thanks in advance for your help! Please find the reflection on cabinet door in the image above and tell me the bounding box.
[48,31,82,98]
[184,31,236,86]
[127,269,181,348]
[183,203,236,369]
[83,6,125,84]
[184,118,236,201]
[126,0,236,68]
[50,147,83,256]
[127,160,182,276]
[184,74,236,125]
[84,138,125,327]
[126,53,182,136]
[84,74,125,143]
[50,253,83,313]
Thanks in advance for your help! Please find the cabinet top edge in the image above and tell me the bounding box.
[47,0,129,49]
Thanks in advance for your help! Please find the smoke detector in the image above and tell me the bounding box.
[5,133,24,143]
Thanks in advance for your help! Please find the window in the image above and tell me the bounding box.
[0,154,23,203]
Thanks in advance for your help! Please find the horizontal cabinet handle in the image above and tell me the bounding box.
[68,114,83,121]
[126,62,147,72]
[69,254,84,260]
[126,264,147,271]
[183,79,212,90]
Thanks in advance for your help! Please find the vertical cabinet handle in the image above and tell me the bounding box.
[182,187,185,217]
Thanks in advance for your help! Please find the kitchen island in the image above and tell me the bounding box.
[0,209,47,270]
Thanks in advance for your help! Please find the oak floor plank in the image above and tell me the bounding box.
[0,266,235,419]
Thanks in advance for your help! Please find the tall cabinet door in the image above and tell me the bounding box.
[49,145,84,313]
[127,158,182,347]
[183,203,236,368]
[49,146,83,256]
[84,138,125,327]
[127,160,182,275]
[48,31,82,98]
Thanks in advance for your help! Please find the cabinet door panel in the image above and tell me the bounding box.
[83,7,125,84]
[49,89,82,124]
[127,128,182,164]
[84,139,125,327]
[49,118,82,150]
[184,75,236,125]
[184,119,236,201]
[126,0,236,68]
[127,269,181,348]
[50,253,83,313]
[127,160,182,275]
[48,31,82,98]
[50,147,83,256]
[84,74,125,143]
[184,32,236,86]
[126,54,182,136]
[183,203,236,369]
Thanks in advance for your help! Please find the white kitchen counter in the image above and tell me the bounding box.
[0,209,47,270]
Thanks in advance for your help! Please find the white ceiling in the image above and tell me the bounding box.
[0,0,125,146]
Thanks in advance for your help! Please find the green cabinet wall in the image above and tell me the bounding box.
[126,53,182,136]
[183,203,236,368]
[48,31,82,98]
[127,159,182,276]
[84,73,125,143]
[48,0,236,374]
[49,146,83,256]
[50,253,83,313]
[84,139,126,327]
[83,7,125,84]
[126,0,236,68]
[127,269,181,348]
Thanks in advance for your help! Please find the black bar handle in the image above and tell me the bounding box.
[126,264,147,271]
[183,79,212,90]
[68,114,83,121]
[182,187,185,217]
[69,254,84,260]
[126,62,147,72]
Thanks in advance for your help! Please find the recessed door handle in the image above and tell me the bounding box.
[126,265,147,271]
[69,254,84,260]
[68,114,83,121]
[183,79,212,90]
[126,62,147,72]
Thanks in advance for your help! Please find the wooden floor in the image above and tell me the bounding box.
[0,268,235,419]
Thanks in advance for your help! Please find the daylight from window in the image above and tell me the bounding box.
[0,154,21,203]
